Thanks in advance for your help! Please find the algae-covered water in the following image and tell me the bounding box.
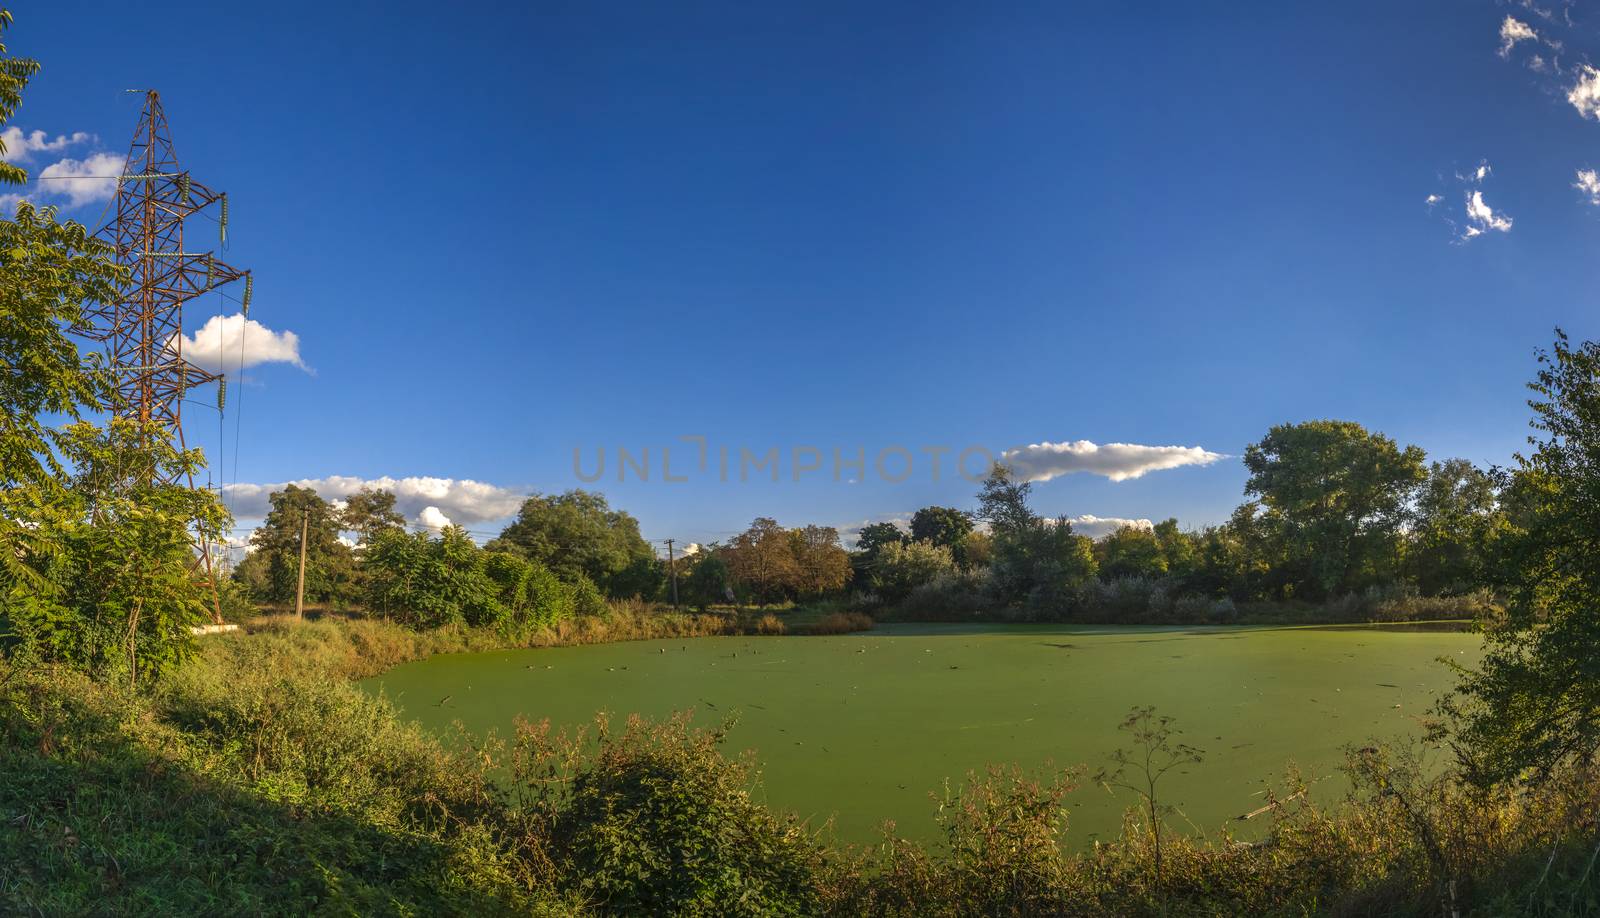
[362,623,1479,846]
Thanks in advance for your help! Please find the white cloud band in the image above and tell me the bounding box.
[1000,440,1225,483]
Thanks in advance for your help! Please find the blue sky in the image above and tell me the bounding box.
[8,1,1600,549]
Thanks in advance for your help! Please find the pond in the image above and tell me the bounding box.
[362,623,1479,846]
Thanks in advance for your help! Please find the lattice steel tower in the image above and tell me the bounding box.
[80,90,253,622]
[81,90,251,477]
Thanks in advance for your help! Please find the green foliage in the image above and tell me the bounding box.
[1243,419,1428,599]
[2,420,229,682]
[245,484,356,604]
[488,489,655,598]
[1094,525,1168,580]
[870,539,956,602]
[978,466,1098,613]
[909,506,974,564]
[513,713,825,916]
[337,486,405,544]
[365,526,590,632]
[1446,331,1600,786]
[854,521,907,559]
[680,551,731,611]
[0,10,38,190]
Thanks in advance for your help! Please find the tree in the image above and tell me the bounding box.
[1151,519,1197,579]
[1407,459,1500,596]
[722,518,799,604]
[680,550,731,611]
[1243,420,1426,599]
[870,539,956,602]
[854,522,906,559]
[246,485,355,604]
[338,487,405,545]
[488,490,654,597]
[786,525,851,597]
[910,506,974,564]
[1094,525,1167,580]
[364,526,582,631]
[0,16,225,683]
[1445,332,1600,785]
[976,465,1097,611]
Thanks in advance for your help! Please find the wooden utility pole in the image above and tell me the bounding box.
[665,538,680,612]
[294,510,308,619]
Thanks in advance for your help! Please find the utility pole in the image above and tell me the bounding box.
[665,538,680,612]
[295,510,308,619]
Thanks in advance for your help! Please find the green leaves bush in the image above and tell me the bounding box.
[364,526,601,633]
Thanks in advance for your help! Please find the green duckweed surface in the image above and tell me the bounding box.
[363,623,1479,846]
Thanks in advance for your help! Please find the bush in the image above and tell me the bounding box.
[804,611,873,635]
[512,713,824,915]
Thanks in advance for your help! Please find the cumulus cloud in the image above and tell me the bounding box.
[1569,64,1600,120]
[1499,16,1538,58]
[172,313,306,375]
[417,506,452,531]
[223,476,527,527]
[1065,515,1155,539]
[999,440,1225,483]
[1425,193,1442,206]
[1576,169,1600,205]
[36,152,125,206]
[0,127,91,163]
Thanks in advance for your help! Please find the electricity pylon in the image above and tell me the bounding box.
[79,90,253,623]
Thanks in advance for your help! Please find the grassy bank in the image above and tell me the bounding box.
[2,614,1595,915]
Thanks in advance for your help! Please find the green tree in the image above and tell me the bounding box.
[1445,332,1600,785]
[1094,525,1167,580]
[247,485,355,604]
[1151,518,1198,579]
[870,539,956,602]
[976,465,1097,611]
[338,487,405,545]
[854,521,906,559]
[910,506,974,564]
[680,550,731,611]
[488,490,653,596]
[1407,459,1500,596]
[1243,420,1426,599]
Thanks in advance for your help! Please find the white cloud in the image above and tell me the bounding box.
[1569,64,1600,120]
[1464,189,1513,235]
[172,313,306,375]
[1425,193,1442,206]
[35,152,125,206]
[1499,16,1538,58]
[223,475,528,527]
[1576,168,1600,205]
[0,192,24,213]
[417,506,452,531]
[1000,440,1225,483]
[1066,515,1155,539]
[0,127,91,163]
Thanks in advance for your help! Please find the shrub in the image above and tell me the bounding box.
[512,713,824,915]
[805,612,873,635]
